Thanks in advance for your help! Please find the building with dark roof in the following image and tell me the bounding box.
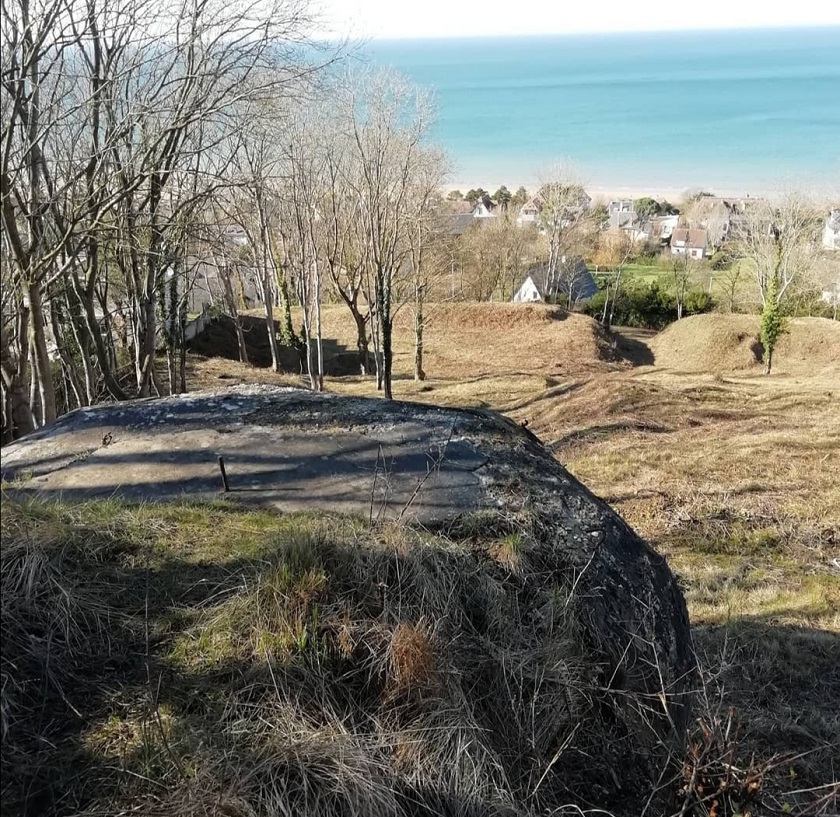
[512,258,597,304]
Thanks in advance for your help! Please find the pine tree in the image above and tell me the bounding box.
[760,275,784,375]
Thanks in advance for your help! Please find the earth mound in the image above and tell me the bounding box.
[203,304,628,381]
[649,314,840,375]
[394,304,625,377]
[1,387,693,815]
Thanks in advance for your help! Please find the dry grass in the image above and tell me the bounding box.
[5,304,838,816]
[303,302,622,378]
[238,303,838,814]
[649,314,840,376]
[2,497,680,817]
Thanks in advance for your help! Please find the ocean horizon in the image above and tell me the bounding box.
[364,27,840,197]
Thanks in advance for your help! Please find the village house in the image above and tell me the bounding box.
[608,199,635,229]
[823,209,840,251]
[447,213,476,236]
[517,195,543,224]
[471,198,498,218]
[646,214,680,246]
[622,225,650,244]
[512,257,597,305]
[670,228,708,259]
[684,195,753,249]
[517,187,592,227]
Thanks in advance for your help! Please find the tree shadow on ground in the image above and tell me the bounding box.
[186,314,364,376]
[5,498,836,817]
[690,615,839,795]
[609,327,655,366]
[1,502,668,817]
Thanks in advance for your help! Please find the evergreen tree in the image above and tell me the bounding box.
[493,185,512,210]
[760,275,785,375]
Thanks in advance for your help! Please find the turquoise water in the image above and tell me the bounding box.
[365,28,840,192]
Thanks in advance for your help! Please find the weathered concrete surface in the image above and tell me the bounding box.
[1,387,492,522]
[1,386,694,748]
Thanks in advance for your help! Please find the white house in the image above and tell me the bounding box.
[471,199,498,218]
[517,196,542,224]
[623,226,650,244]
[823,209,840,251]
[512,258,597,304]
[670,228,708,259]
[514,275,543,302]
[649,214,680,243]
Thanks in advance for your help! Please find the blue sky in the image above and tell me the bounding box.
[320,0,840,39]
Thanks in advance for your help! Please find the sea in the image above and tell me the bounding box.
[364,27,840,195]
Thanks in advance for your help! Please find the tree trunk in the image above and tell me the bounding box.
[314,274,324,392]
[275,268,297,349]
[50,300,84,412]
[370,304,383,391]
[178,283,188,394]
[137,296,157,397]
[27,281,57,426]
[600,282,611,326]
[66,289,96,405]
[301,303,314,390]
[764,349,773,375]
[353,309,371,375]
[383,317,393,399]
[0,370,36,440]
[220,267,249,364]
[607,269,623,329]
[256,255,281,373]
[166,347,177,395]
[75,277,128,400]
[379,266,394,399]
[414,284,425,381]
[1,314,36,440]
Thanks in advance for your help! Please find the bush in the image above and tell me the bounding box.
[710,249,736,270]
[782,289,838,319]
[583,280,716,330]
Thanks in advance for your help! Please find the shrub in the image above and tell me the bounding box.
[583,280,716,330]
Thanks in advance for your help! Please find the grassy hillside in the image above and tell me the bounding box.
[649,314,840,375]
[3,306,838,815]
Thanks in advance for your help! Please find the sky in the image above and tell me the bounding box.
[320,0,840,39]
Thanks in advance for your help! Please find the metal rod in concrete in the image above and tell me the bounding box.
[217,455,230,493]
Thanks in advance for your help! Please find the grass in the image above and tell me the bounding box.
[316,309,838,814]
[6,496,684,816]
[3,307,839,816]
[519,365,839,815]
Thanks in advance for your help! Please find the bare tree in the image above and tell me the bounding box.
[404,164,448,381]
[1,0,335,438]
[714,262,747,313]
[459,214,541,302]
[535,169,593,299]
[593,229,633,328]
[670,251,694,320]
[732,193,825,307]
[320,123,374,375]
[277,103,331,390]
[204,209,251,364]
[341,68,437,399]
